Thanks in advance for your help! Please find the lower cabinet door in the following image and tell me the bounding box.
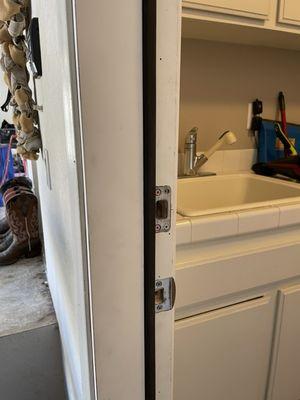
[270,285,300,400]
[174,295,274,400]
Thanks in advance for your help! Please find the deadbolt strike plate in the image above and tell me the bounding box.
[155,185,171,233]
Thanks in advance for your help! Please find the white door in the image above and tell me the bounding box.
[155,1,181,399]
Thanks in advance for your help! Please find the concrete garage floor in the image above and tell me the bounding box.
[0,253,66,399]
[0,256,56,337]
[0,207,56,336]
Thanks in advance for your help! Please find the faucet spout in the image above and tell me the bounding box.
[182,129,237,177]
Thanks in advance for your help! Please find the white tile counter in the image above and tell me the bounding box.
[177,202,300,245]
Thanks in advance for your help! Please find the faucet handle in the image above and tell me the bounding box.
[185,127,198,144]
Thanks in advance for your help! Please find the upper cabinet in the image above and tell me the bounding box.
[183,0,272,20]
[278,0,300,26]
[182,0,300,51]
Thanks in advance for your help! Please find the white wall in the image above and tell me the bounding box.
[180,38,300,152]
[31,1,94,399]
[74,1,145,399]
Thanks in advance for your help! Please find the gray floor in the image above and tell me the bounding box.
[0,206,56,337]
[0,255,56,337]
[0,224,66,399]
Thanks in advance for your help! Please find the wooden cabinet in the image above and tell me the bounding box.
[183,0,272,20]
[269,285,300,400]
[174,295,274,400]
[278,0,300,26]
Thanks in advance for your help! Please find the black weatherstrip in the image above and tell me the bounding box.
[143,1,157,399]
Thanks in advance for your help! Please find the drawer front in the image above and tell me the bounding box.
[278,0,300,26]
[175,243,300,319]
[183,0,272,20]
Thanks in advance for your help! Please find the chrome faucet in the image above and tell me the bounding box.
[183,127,237,176]
[183,127,198,176]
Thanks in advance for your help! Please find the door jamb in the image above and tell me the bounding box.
[143,1,157,399]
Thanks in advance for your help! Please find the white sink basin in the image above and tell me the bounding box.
[177,174,300,217]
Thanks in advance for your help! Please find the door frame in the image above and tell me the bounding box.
[143,1,157,399]
[143,1,182,399]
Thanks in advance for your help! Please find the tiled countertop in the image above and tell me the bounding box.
[177,202,300,245]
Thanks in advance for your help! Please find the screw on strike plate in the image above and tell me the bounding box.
[156,281,162,287]
[155,224,161,232]
[155,188,161,196]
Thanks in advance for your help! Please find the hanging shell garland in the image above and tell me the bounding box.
[0,0,42,160]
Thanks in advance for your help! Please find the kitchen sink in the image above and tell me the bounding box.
[177,174,300,217]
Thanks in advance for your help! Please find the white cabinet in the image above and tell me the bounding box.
[278,0,300,26]
[269,285,300,400]
[183,0,272,20]
[174,295,274,400]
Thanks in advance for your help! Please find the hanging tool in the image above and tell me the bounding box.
[274,122,297,156]
[250,99,263,149]
[278,91,289,156]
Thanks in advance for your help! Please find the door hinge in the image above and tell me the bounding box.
[155,185,171,233]
[155,277,176,313]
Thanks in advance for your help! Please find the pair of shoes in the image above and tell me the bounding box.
[0,176,41,265]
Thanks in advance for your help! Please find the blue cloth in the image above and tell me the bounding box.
[258,120,300,163]
[0,146,14,206]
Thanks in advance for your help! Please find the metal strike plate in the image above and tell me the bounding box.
[155,277,176,313]
[155,186,171,233]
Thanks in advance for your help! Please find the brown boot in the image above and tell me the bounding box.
[0,176,32,196]
[0,187,33,234]
[0,177,33,234]
[4,187,33,203]
[0,192,41,265]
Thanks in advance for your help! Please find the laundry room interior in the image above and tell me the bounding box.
[174,2,300,399]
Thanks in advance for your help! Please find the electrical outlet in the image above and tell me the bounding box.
[246,102,253,130]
